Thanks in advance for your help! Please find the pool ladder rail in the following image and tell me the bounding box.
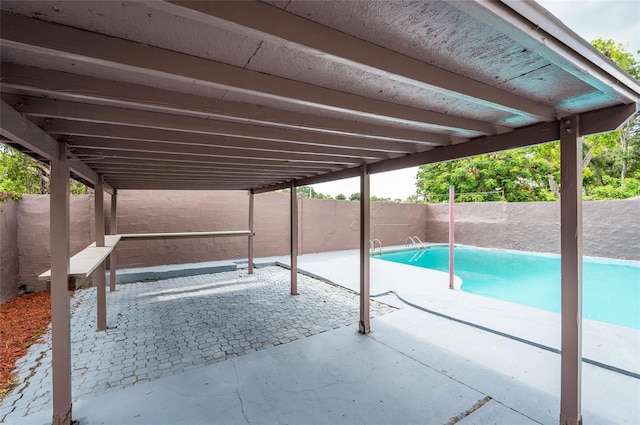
[405,236,427,250]
[409,249,426,262]
[370,239,382,256]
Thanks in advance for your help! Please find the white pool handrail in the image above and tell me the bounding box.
[370,239,383,256]
[405,236,427,250]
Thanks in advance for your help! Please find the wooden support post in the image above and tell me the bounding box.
[248,191,254,274]
[560,116,583,425]
[95,178,107,331]
[50,142,72,425]
[290,183,298,295]
[359,164,371,334]
[109,189,117,291]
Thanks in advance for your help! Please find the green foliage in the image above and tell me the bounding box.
[296,186,334,199]
[584,177,640,200]
[416,39,640,203]
[276,186,334,199]
[0,144,46,200]
[277,189,401,203]
[416,146,559,203]
[591,38,640,79]
[416,127,640,202]
[0,143,87,201]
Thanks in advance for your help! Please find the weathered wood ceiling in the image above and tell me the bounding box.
[1,1,638,192]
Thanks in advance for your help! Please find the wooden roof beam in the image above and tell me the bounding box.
[45,121,395,160]
[1,99,59,160]
[71,148,343,171]
[0,11,501,135]
[14,96,440,151]
[66,137,365,165]
[93,163,296,173]
[163,0,556,121]
[2,64,448,146]
[255,120,562,193]
[1,100,109,192]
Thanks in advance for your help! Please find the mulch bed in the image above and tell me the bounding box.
[0,291,51,401]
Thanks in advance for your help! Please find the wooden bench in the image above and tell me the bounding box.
[39,235,121,289]
[39,231,252,284]
[118,230,252,241]
[39,230,253,329]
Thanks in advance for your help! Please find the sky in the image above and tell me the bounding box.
[312,0,640,200]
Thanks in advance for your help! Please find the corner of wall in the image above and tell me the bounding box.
[0,200,20,305]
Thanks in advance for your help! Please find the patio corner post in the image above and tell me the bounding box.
[50,142,72,425]
[359,164,371,334]
[559,115,583,425]
[109,189,117,291]
[95,177,107,331]
[290,182,299,295]
[248,190,254,275]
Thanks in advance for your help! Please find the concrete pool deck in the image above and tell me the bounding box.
[1,249,638,424]
[269,247,640,378]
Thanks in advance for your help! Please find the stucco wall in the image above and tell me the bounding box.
[425,198,640,260]
[13,191,428,294]
[112,191,291,268]
[18,195,94,292]
[0,201,19,305]
[111,191,428,269]
[299,198,427,253]
[10,192,638,299]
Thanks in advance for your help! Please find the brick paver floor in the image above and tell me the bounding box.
[0,266,396,422]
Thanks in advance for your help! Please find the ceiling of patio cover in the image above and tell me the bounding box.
[1,0,639,192]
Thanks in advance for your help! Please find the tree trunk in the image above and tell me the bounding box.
[620,123,629,184]
[582,137,599,172]
[548,174,561,199]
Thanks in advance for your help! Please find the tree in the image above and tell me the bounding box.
[591,38,639,79]
[276,186,333,199]
[415,38,640,203]
[1,144,48,200]
[370,195,392,202]
[581,39,640,198]
[416,146,558,202]
[1,143,87,201]
[348,192,361,201]
[335,194,346,200]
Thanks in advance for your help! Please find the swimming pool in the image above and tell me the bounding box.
[378,246,640,329]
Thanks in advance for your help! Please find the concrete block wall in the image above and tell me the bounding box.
[17,195,95,293]
[112,191,428,268]
[299,198,428,253]
[112,190,258,268]
[0,201,19,304]
[582,199,640,260]
[253,193,291,257]
[5,191,637,302]
[425,198,640,261]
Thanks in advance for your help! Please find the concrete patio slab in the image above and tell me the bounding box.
[274,248,640,377]
[369,309,639,424]
[8,304,638,425]
[8,314,539,425]
[0,266,395,423]
[2,251,638,425]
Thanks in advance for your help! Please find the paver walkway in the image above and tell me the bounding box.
[0,266,396,422]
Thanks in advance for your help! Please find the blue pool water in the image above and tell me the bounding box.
[379,246,640,329]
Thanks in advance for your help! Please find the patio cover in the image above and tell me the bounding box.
[1,0,638,191]
[1,2,639,425]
